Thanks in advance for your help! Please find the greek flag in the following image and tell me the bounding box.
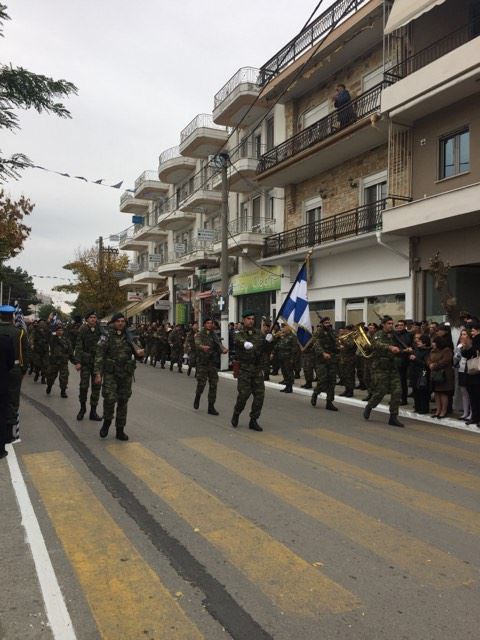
[278,262,312,349]
[14,301,27,332]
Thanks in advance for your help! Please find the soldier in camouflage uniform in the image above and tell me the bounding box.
[143,323,153,364]
[157,323,169,368]
[74,311,103,421]
[185,321,199,376]
[31,319,50,383]
[149,322,159,367]
[231,310,274,432]
[168,324,184,372]
[363,316,404,427]
[277,325,297,393]
[67,315,82,351]
[293,340,302,380]
[362,322,378,401]
[94,312,144,441]
[193,318,228,415]
[46,324,75,397]
[261,319,273,381]
[338,326,356,397]
[311,316,339,411]
[301,339,316,389]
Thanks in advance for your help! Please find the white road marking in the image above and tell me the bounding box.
[6,443,77,640]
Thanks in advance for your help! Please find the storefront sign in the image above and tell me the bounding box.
[127,291,144,302]
[231,266,282,296]
[174,243,186,255]
[154,298,171,310]
[128,262,139,272]
[131,215,144,224]
[148,254,163,263]
[197,229,216,242]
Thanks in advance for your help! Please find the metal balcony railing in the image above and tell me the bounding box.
[120,190,134,204]
[257,83,383,174]
[118,223,145,245]
[159,146,181,166]
[258,0,369,86]
[384,18,480,83]
[263,198,409,257]
[180,114,227,144]
[181,240,216,255]
[222,216,276,238]
[214,67,260,109]
[134,170,160,191]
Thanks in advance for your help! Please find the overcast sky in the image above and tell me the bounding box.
[3,0,320,308]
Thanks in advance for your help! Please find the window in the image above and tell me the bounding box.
[266,117,275,150]
[302,101,329,129]
[252,196,261,227]
[267,191,275,220]
[304,196,322,225]
[362,66,383,92]
[439,128,470,179]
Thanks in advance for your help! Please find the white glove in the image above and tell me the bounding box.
[244,341,254,350]
[265,333,273,343]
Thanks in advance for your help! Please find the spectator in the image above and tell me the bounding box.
[454,329,472,421]
[395,320,413,405]
[409,334,431,414]
[462,322,480,427]
[428,336,454,419]
[429,321,439,336]
[333,84,354,128]
[0,334,15,459]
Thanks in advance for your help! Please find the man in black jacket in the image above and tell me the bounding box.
[0,333,15,458]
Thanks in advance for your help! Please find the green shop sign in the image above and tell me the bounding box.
[231,266,282,296]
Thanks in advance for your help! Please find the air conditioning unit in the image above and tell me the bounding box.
[187,274,199,290]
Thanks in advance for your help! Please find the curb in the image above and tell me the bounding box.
[218,372,480,435]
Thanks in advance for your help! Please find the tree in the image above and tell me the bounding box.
[0,189,34,261]
[428,251,462,326]
[0,263,38,310]
[0,4,78,181]
[38,303,67,322]
[54,246,128,319]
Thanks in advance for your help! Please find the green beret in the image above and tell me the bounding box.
[111,312,125,323]
[242,309,256,318]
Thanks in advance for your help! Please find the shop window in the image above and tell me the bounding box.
[439,128,470,179]
[367,294,405,323]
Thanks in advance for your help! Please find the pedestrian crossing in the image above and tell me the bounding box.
[20,419,479,638]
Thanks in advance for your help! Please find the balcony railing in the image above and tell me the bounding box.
[119,223,145,245]
[384,18,480,83]
[120,190,134,204]
[159,145,181,166]
[182,240,216,255]
[257,83,383,174]
[214,67,260,109]
[134,170,160,191]
[180,114,227,144]
[224,216,276,238]
[258,0,369,86]
[263,198,408,257]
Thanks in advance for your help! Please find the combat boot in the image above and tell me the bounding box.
[169,362,173,371]
[60,389,68,398]
[311,392,318,407]
[363,405,372,420]
[89,406,102,421]
[208,404,219,416]
[41,375,46,384]
[116,427,129,441]
[326,400,338,411]
[46,384,52,395]
[264,374,270,381]
[231,412,239,428]
[187,366,192,376]
[249,418,263,432]
[77,402,87,421]
[281,384,293,393]
[362,393,372,402]
[388,413,404,428]
[28,365,33,375]
[301,382,312,389]
[161,362,165,369]
[343,388,354,398]
[99,419,111,438]
[193,393,201,410]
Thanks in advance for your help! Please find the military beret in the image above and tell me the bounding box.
[242,309,256,318]
[0,305,16,314]
[73,315,82,323]
[203,317,214,325]
[111,312,125,323]
[320,316,330,323]
[84,310,96,320]
[381,315,393,324]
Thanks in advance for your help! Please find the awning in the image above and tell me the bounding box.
[126,290,169,318]
[99,301,138,324]
[385,0,447,34]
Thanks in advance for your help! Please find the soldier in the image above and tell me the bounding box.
[74,311,103,421]
[231,310,274,432]
[46,323,75,397]
[301,338,316,389]
[67,315,82,351]
[311,316,339,411]
[261,319,273,381]
[94,312,144,441]
[168,324,184,372]
[193,318,228,415]
[157,323,169,369]
[149,322,159,367]
[143,323,153,364]
[185,321,199,376]
[31,318,49,383]
[362,322,378,401]
[0,334,15,459]
[338,325,356,397]
[363,316,404,427]
[0,305,29,443]
[277,325,297,393]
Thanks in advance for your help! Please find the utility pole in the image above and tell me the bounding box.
[216,152,230,370]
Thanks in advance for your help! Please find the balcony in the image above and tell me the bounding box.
[134,170,169,200]
[158,146,196,184]
[178,241,218,268]
[213,217,276,255]
[212,140,265,193]
[133,265,167,285]
[157,253,195,277]
[118,276,134,289]
[119,190,149,214]
[179,174,222,213]
[132,221,168,243]
[213,67,268,126]
[256,84,386,186]
[263,198,407,258]
[158,207,196,231]
[382,20,480,122]
[179,114,229,159]
[118,225,149,251]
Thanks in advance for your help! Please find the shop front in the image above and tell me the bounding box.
[231,266,282,323]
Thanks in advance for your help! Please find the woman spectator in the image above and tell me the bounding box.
[409,334,431,414]
[428,336,454,419]
[453,329,472,421]
[462,322,480,427]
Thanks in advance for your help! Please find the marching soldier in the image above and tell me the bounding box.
[362,322,378,401]
[67,315,82,351]
[185,321,199,376]
[338,325,356,397]
[31,318,49,383]
[363,316,404,427]
[193,318,227,414]
[168,324,184,372]
[311,316,339,411]
[46,323,75,397]
[157,323,169,369]
[231,310,274,432]
[301,338,315,389]
[74,311,103,421]
[0,305,29,443]
[261,319,273,381]
[94,312,144,441]
[277,325,297,393]
[149,322,159,367]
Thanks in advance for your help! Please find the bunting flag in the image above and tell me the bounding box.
[32,165,130,191]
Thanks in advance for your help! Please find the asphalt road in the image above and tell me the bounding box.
[1,363,479,640]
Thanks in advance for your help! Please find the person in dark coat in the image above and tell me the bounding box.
[427,336,454,419]
[461,322,480,427]
[333,84,354,128]
[409,334,431,414]
[0,334,15,458]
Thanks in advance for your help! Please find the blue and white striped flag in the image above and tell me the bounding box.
[278,262,312,349]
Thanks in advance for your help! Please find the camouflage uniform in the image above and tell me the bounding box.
[157,325,169,368]
[194,328,222,405]
[312,327,338,403]
[149,325,160,366]
[365,330,402,414]
[31,323,50,381]
[94,328,137,430]
[168,327,184,372]
[185,327,198,374]
[293,341,302,379]
[233,327,272,421]
[144,326,153,363]
[338,335,356,395]
[301,340,316,388]
[47,333,75,392]
[67,321,82,351]
[0,320,28,441]
[74,324,103,407]
[277,331,297,389]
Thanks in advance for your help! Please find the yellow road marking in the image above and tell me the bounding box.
[252,433,480,536]
[402,421,480,447]
[109,442,359,616]
[307,428,480,492]
[362,425,480,465]
[183,438,475,589]
[23,451,204,640]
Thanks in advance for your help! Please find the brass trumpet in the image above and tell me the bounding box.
[338,324,374,358]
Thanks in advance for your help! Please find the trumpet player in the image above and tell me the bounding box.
[311,316,339,412]
[338,325,356,397]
